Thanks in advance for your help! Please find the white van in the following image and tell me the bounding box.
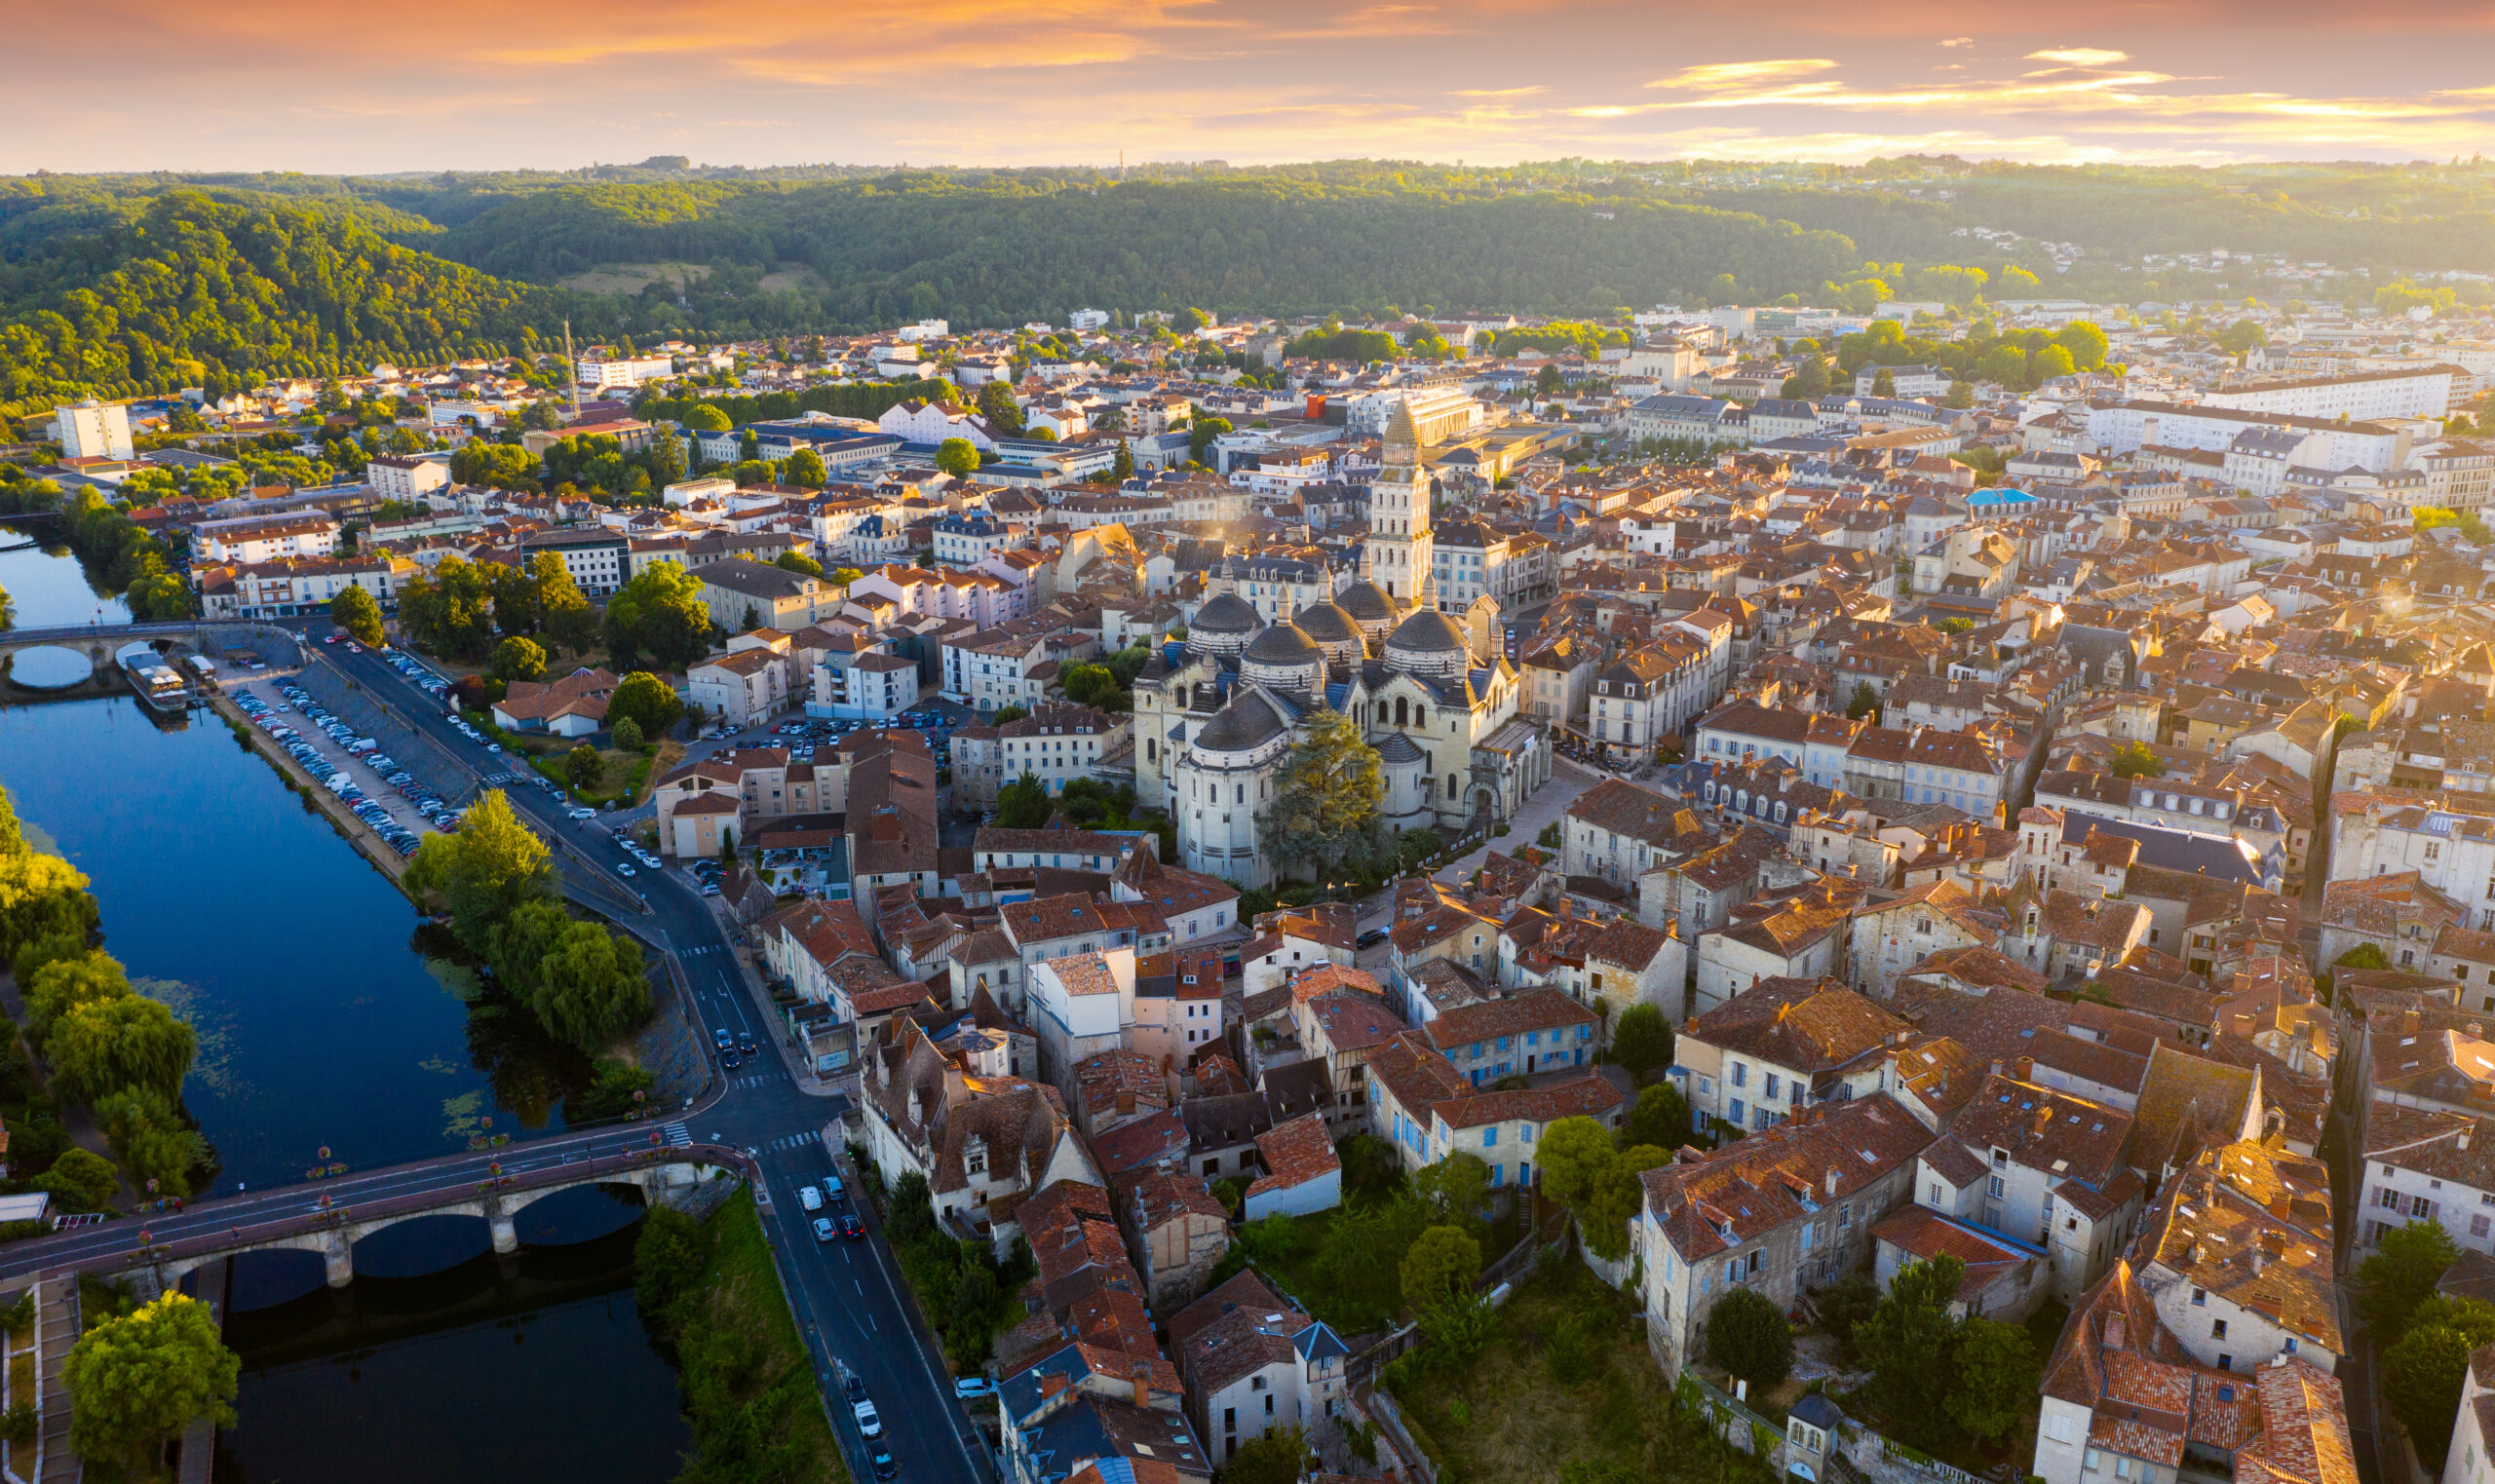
[797,1185,824,1213]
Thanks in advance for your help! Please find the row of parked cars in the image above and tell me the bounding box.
[374,645,454,704]
[235,685,460,856]
[754,706,962,772]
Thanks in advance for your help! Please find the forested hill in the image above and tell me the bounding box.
[423,176,1862,328]
[0,187,571,417]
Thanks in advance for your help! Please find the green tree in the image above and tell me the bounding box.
[1855,1254,1965,1445]
[1412,1151,1492,1233]
[1620,1081,1693,1152]
[606,671,686,739]
[1187,415,1233,463]
[1220,1426,1311,1484]
[1399,1225,1481,1311]
[935,438,981,477]
[124,568,194,623]
[48,995,196,1105]
[1110,441,1135,482]
[1871,368,1897,397]
[783,448,827,487]
[1706,1288,1793,1389]
[1847,682,1879,720]
[2031,344,2077,381]
[1535,1118,1618,1212]
[31,1146,116,1212]
[24,951,132,1043]
[976,382,1024,437]
[1976,344,2028,388]
[1946,1316,2039,1448]
[996,772,1053,830]
[1607,1004,1672,1082]
[2110,742,2165,779]
[328,585,385,646]
[403,791,558,956]
[2359,1220,2461,1338]
[2056,322,2110,370]
[563,744,605,792]
[63,1292,239,1477]
[603,560,714,672]
[487,635,548,685]
[775,551,825,578]
[679,403,733,435]
[1255,705,1383,882]
[94,1086,211,1199]
[2381,1297,2495,1465]
[0,851,99,960]
[398,554,497,661]
[611,715,646,751]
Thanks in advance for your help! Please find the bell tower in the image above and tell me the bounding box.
[1365,396,1435,606]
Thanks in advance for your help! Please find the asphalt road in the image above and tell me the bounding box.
[316,627,994,1484]
[18,621,989,1484]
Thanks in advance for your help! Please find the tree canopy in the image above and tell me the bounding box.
[64,1292,240,1476]
[1255,705,1384,883]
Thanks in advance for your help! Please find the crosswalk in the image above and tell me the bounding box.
[679,944,723,958]
[734,1073,776,1088]
[764,1131,821,1153]
[662,1122,691,1148]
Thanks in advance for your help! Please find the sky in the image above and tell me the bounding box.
[9,0,2493,175]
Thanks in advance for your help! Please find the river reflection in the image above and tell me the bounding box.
[212,1187,688,1484]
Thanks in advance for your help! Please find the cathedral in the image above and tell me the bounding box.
[1131,399,1552,889]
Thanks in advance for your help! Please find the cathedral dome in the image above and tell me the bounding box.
[1192,592,1261,633]
[1241,622,1321,665]
[1292,602,1359,645]
[1192,692,1286,753]
[1335,582,1397,623]
[1386,607,1469,655]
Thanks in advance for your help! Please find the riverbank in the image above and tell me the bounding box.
[639,1188,850,1484]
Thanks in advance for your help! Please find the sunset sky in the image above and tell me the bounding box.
[11,0,2491,175]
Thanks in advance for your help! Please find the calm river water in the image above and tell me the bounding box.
[0,540,688,1483]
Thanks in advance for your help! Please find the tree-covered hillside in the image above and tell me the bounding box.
[427,174,1862,330]
[0,187,571,417]
[3,156,2491,419]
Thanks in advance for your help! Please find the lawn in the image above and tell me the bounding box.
[1391,1261,1765,1484]
[672,1192,850,1484]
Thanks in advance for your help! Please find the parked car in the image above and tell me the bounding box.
[869,1444,896,1480]
[1357,928,1390,948]
[823,1175,845,1203]
[953,1376,996,1400]
[853,1400,883,1439]
[798,1185,823,1212]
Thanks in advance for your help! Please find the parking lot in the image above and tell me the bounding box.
[232,679,459,858]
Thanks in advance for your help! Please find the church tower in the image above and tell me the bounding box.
[1365,396,1436,607]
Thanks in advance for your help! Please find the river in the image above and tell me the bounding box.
[0,540,690,1482]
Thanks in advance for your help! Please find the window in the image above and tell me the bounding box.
[1483,1128,1498,1148]
[2191,1286,2207,1306]
[2378,1188,2400,1209]
[2210,1319,2227,1340]
[1988,1176,2005,1199]
[2086,1451,2104,1474]
[2115,1458,2132,1479]
[2217,1353,2232,1371]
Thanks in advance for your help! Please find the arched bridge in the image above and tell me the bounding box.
[0,619,305,672]
[0,1128,751,1289]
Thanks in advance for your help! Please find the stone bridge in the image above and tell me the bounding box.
[8,1140,750,1292]
[0,619,303,671]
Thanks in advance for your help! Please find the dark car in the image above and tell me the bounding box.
[737,1034,756,1056]
[1357,928,1390,948]
[712,1028,732,1051]
[720,1051,740,1072]
[842,1212,865,1241]
[845,1374,866,1403]
[870,1444,896,1479]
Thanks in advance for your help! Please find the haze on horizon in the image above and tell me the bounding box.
[8,0,2491,177]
